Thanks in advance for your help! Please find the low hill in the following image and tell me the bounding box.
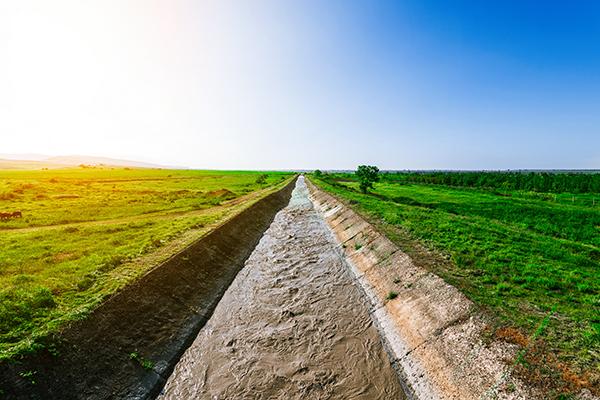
[45,155,163,168]
[0,159,68,170]
[0,154,166,170]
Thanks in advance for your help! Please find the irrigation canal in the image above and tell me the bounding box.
[158,176,406,399]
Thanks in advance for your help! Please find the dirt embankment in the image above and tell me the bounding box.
[0,178,296,400]
[306,179,547,400]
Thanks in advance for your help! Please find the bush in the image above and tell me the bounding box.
[255,174,268,184]
[386,291,398,300]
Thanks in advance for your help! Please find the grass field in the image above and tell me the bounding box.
[311,173,599,396]
[0,167,292,360]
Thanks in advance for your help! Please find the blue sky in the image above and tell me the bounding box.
[1,0,599,169]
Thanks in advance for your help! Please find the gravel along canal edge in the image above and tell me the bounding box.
[0,178,297,400]
[306,178,553,400]
[158,176,407,399]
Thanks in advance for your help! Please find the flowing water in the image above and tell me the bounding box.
[159,177,406,399]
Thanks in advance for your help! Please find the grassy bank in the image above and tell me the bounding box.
[0,167,292,360]
[311,173,599,396]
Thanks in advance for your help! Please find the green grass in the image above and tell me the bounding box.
[311,174,599,393]
[0,167,292,360]
[129,351,154,371]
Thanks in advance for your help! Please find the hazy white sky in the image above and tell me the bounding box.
[2,0,356,169]
[1,1,599,169]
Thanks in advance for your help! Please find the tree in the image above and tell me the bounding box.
[356,165,380,193]
[313,169,323,178]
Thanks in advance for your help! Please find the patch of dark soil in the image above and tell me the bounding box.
[206,189,235,199]
[0,178,296,400]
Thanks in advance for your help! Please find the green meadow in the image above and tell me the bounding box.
[0,167,292,360]
[312,173,599,394]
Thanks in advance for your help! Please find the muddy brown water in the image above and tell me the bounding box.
[159,177,406,399]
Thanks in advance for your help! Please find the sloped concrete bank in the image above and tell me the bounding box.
[306,179,544,400]
[0,178,296,400]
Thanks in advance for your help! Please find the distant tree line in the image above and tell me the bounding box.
[380,171,600,193]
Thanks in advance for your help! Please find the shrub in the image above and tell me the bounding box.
[255,174,268,184]
[386,291,398,300]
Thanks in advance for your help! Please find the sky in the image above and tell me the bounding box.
[1,0,599,170]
